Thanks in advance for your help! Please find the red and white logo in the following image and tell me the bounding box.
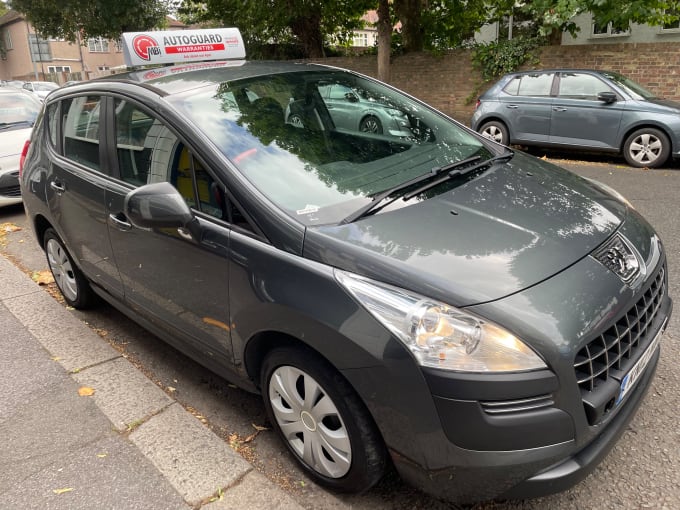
[132,35,161,61]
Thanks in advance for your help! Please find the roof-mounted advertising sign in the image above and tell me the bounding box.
[122,28,245,67]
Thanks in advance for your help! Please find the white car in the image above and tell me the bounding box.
[22,81,59,102]
[0,88,41,207]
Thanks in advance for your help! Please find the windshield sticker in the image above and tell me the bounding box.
[296,204,320,215]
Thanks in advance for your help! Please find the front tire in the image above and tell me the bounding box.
[623,128,670,168]
[261,346,386,492]
[359,115,383,134]
[479,120,509,145]
[44,228,96,309]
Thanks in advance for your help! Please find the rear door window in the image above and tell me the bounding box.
[504,73,554,97]
[62,95,103,170]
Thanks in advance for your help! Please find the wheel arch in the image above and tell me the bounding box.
[32,213,54,250]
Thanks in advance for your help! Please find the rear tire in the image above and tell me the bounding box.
[261,346,386,492]
[479,120,509,145]
[623,128,670,168]
[44,228,96,309]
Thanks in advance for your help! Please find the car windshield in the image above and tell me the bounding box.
[602,71,656,100]
[0,93,40,128]
[167,70,490,225]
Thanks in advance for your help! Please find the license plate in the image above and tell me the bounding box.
[616,325,665,405]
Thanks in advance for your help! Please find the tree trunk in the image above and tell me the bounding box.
[377,0,391,82]
[290,13,324,58]
[394,0,423,52]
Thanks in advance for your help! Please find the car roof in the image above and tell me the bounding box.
[86,60,338,97]
[505,69,614,77]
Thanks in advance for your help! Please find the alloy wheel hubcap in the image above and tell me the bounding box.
[630,134,661,164]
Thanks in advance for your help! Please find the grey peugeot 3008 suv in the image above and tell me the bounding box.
[20,39,672,504]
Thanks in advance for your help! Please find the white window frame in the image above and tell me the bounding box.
[661,9,680,32]
[48,65,71,73]
[591,16,630,38]
[88,37,109,53]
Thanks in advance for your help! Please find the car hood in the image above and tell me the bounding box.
[635,97,680,113]
[303,153,628,306]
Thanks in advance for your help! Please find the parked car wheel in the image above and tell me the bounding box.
[479,120,509,145]
[261,346,386,492]
[288,113,304,129]
[623,128,670,168]
[44,228,96,309]
[359,115,383,134]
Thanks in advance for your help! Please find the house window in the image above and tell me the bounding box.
[353,32,369,47]
[592,16,630,37]
[4,30,12,50]
[114,39,123,52]
[662,9,680,31]
[88,37,109,53]
[98,66,110,72]
[28,34,52,61]
[48,65,71,73]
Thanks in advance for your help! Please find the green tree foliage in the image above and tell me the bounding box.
[179,0,373,58]
[519,0,680,38]
[392,0,490,52]
[8,0,169,42]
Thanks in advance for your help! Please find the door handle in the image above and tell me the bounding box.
[108,213,132,231]
[553,107,568,112]
[50,181,65,193]
[506,105,519,109]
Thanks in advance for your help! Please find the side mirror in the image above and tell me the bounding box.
[345,92,359,103]
[124,182,199,237]
[597,91,617,104]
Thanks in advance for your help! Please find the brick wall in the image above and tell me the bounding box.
[310,42,680,125]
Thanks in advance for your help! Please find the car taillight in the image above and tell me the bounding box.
[19,140,30,178]
[475,99,481,110]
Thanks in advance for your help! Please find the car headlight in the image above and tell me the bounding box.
[386,108,407,117]
[335,270,546,373]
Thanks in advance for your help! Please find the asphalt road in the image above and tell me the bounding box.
[2,153,679,510]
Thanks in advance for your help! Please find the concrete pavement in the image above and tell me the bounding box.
[0,253,303,509]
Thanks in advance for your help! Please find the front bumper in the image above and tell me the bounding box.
[393,335,663,503]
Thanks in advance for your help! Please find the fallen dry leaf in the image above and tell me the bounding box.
[31,270,54,286]
[52,488,74,495]
[78,386,95,397]
[1,223,21,233]
[252,423,269,432]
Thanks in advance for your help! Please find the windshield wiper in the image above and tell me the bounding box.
[340,151,513,224]
[340,155,482,224]
[401,150,514,201]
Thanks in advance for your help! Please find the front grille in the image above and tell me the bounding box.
[574,264,666,394]
[0,185,21,198]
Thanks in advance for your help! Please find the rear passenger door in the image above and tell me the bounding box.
[46,95,124,300]
[498,72,555,143]
[104,98,236,368]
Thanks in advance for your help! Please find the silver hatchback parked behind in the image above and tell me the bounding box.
[471,69,680,168]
